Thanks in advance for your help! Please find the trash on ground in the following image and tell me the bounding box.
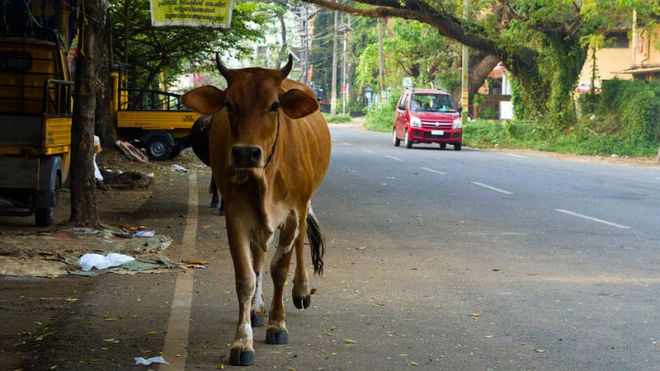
[78,253,136,271]
[170,164,189,172]
[116,140,149,163]
[134,356,169,365]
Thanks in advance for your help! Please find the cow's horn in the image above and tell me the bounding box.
[216,53,231,82]
[280,54,293,79]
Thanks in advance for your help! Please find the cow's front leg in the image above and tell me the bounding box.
[250,242,267,328]
[227,229,256,366]
[266,217,297,344]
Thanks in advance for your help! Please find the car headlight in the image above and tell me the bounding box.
[453,118,462,129]
[410,116,421,128]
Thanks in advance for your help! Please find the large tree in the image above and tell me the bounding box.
[302,0,659,127]
[109,0,265,90]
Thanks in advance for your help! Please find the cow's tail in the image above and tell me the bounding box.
[306,208,325,276]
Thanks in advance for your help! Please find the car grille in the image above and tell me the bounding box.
[423,132,451,139]
[421,121,452,130]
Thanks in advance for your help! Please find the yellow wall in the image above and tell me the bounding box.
[579,43,632,87]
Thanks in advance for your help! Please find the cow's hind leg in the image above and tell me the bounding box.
[292,215,311,309]
[293,211,325,309]
[266,215,298,344]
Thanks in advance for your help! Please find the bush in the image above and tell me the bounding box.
[364,88,403,132]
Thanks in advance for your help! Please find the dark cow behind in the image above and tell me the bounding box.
[190,114,224,215]
[182,55,331,366]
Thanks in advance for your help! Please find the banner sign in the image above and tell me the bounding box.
[150,0,233,28]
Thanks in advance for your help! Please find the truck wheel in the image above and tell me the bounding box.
[35,175,60,227]
[146,136,173,161]
[168,141,183,159]
[454,142,462,151]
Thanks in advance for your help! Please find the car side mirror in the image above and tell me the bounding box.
[398,104,406,111]
[457,106,463,113]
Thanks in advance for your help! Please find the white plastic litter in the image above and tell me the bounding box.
[134,230,155,237]
[134,356,169,366]
[170,164,189,172]
[78,253,136,271]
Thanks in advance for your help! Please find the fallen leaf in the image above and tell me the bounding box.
[410,362,419,366]
[147,331,158,335]
[66,298,78,303]
[469,313,481,318]
[182,258,207,265]
[310,287,318,295]
[344,339,356,344]
[105,318,118,322]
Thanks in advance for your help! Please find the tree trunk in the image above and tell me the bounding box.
[70,0,104,227]
[96,7,116,152]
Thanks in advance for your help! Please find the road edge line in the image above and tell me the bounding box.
[161,172,198,369]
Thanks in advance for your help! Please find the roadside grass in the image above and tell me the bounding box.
[463,120,658,158]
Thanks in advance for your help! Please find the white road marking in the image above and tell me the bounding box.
[500,152,528,159]
[555,209,631,229]
[363,149,374,154]
[421,167,447,175]
[341,142,354,147]
[471,181,513,195]
[161,173,198,370]
[385,155,403,162]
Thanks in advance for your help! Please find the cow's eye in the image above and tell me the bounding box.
[225,102,233,112]
[269,101,280,113]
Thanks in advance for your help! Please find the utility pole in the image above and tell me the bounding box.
[377,18,385,100]
[341,14,350,115]
[331,9,338,115]
[461,0,469,126]
[299,4,310,84]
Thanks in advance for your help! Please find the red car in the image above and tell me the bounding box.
[392,88,462,150]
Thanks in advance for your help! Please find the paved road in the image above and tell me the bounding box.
[2,125,660,370]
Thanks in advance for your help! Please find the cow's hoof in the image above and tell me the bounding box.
[219,208,225,216]
[210,201,218,208]
[251,311,265,327]
[229,349,254,366]
[293,294,311,309]
[265,328,288,344]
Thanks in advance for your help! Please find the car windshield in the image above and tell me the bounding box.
[410,93,455,113]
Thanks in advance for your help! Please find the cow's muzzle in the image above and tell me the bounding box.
[231,145,263,168]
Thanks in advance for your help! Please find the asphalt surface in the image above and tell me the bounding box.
[2,124,660,370]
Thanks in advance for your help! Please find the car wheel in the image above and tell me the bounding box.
[404,130,413,149]
[439,143,447,150]
[392,128,401,147]
[35,174,60,227]
[454,142,462,151]
[146,136,173,161]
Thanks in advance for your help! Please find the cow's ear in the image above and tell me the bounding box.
[182,86,226,115]
[280,89,319,119]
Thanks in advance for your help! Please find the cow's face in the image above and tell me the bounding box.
[181,55,319,172]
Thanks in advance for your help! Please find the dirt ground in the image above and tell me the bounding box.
[1,125,658,370]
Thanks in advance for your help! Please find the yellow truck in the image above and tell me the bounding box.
[0,27,73,226]
[112,72,199,160]
[0,26,198,226]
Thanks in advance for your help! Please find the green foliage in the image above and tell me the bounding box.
[324,114,352,123]
[463,119,657,157]
[363,88,403,132]
[109,0,265,90]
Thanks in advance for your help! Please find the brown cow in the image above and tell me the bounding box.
[181,55,331,366]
